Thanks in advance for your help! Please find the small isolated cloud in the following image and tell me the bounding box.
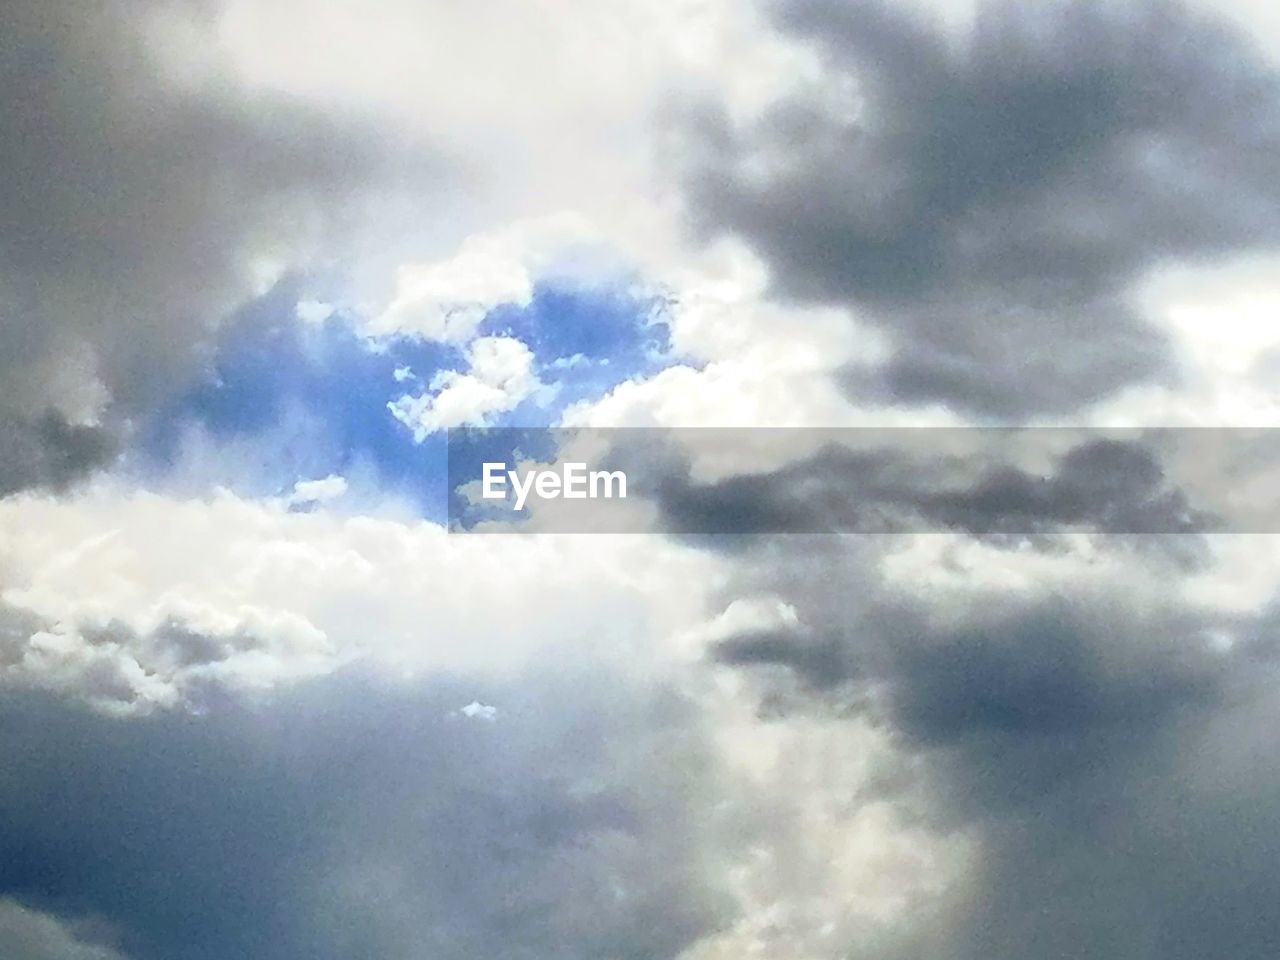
[286,474,349,507]
[388,336,549,438]
[456,700,498,721]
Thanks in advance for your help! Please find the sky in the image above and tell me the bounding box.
[5,0,1280,957]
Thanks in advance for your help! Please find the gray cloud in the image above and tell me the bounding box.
[705,530,1280,958]
[0,899,128,960]
[0,667,739,960]
[643,434,1213,535]
[0,413,116,496]
[0,0,446,492]
[713,548,1233,740]
[0,603,305,713]
[681,0,1280,415]
[11,2,1280,957]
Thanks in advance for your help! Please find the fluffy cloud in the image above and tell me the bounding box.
[369,215,620,342]
[0,485,720,711]
[388,336,550,437]
[286,474,349,508]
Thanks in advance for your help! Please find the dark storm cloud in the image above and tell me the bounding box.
[0,667,737,960]
[681,0,1280,415]
[903,614,1280,960]
[647,433,1212,534]
[707,530,1280,959]
[767,593,1227,744]
[716,628,848,688]
[0,0,446,493]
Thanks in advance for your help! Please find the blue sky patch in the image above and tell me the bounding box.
[478,283,672,411]
[130,277,674,515]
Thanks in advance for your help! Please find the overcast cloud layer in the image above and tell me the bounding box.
[5,0,1280,958]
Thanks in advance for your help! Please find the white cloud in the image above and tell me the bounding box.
[287,474,349,507]
[388,336,549,438]
[371,234,535,343]
[1086,252,1280,427]
[367,214,623,342]
[456,700,498,721]
[295,299,336,324]
[0,484,724,712]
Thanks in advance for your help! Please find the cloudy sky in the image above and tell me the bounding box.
[6,0,1280,957]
